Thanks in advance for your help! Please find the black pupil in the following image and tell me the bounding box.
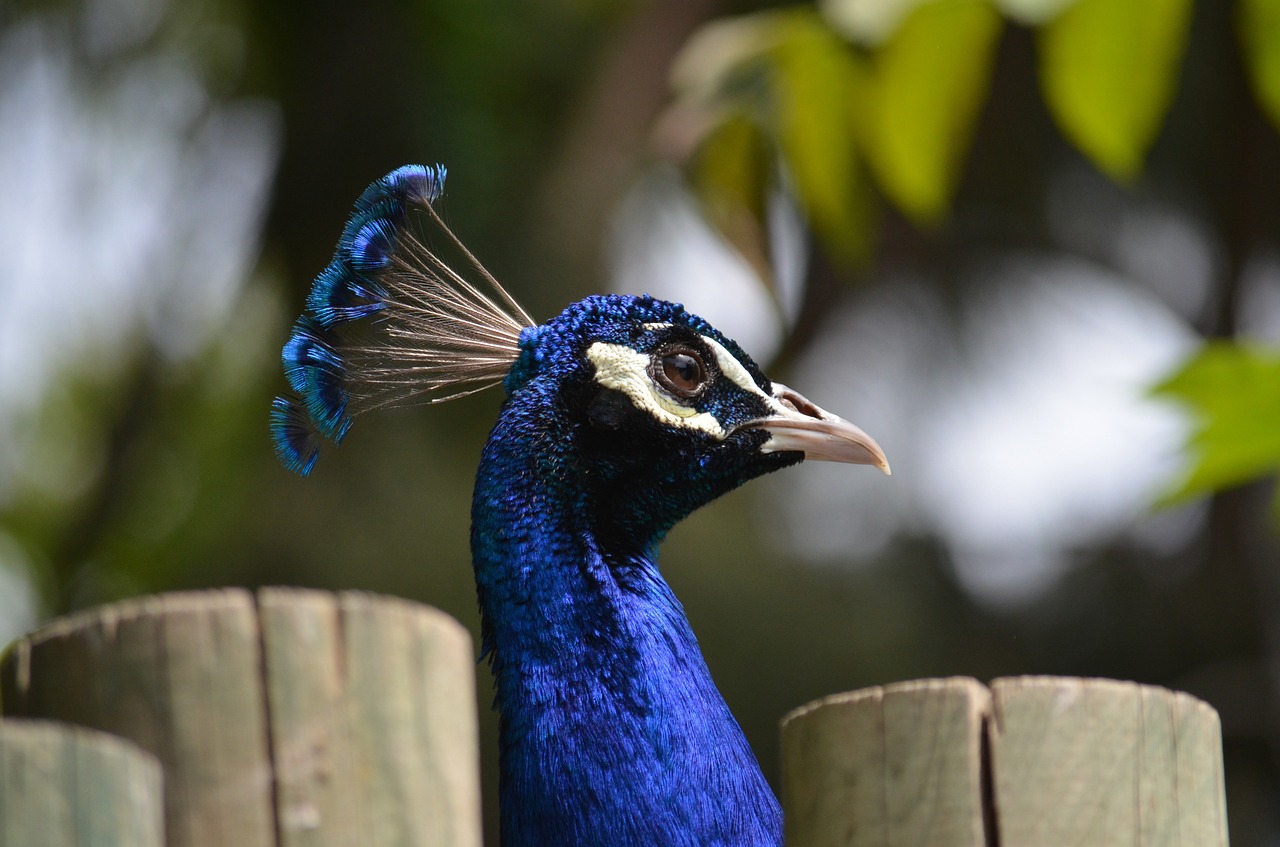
[662,353,703,390]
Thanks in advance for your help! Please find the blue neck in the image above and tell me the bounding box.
[471,387,783,847]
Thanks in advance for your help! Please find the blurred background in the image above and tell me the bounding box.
[2,0,1279,841]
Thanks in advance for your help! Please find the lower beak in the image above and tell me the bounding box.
[744,383,891,474]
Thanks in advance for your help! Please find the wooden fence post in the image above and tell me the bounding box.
[781,676,1229,847]
[0,588,482,847]
[0,719,163,847]
[1,593,1234,847]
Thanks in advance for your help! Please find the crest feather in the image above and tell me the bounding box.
[272,164,534,475]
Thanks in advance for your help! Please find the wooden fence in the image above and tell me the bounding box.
[0,589,1229,846]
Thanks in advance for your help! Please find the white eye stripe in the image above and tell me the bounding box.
[693,334,800,419]
[586,341,726,437]
[641,324,770,398]
[699,336,770,400]
[585,331,776,438]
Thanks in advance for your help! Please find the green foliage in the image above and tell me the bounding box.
[674,1,1002,269]
[674,9,871,275]
[671,0,1280,516]
[673,0,1268,267]
[769,11,874,264]
[691,114,775,284]
[862,0,1003,224]
[1037,0,1194,180]
[1238,0,1280,134]
[991,0,1075,26]
[1153,343,1280,513]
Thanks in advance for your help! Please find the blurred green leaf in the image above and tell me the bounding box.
[1153,342,1280,512]
[863,0,1003,225]
[1238,0,1280,134]
[1038,0,1193,180]
[674,10,873,272]
[669,13,779,108]
[769,11,874,265]
[689,113,775,285]
[992,0,1078,26]
[819,0,931,45]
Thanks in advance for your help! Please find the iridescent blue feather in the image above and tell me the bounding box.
[272,164,532,476]
[269,396,321,475]
[280,317,351,441]
[306,165,445,326]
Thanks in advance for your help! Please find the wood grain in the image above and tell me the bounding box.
[0,590,274,847]
[781,676,1229,847]
[1,588,483,847]
[989,676,1229,847]
[782,677,989,847]
[258,588,482,847]
[0,719,163,847]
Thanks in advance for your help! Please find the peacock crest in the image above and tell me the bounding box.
[271,165,534,475]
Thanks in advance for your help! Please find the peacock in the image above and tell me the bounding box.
[272,165,889,847]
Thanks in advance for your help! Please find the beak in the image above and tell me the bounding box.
[744,383,891,474]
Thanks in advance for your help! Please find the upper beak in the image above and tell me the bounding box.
[743,383,891,474]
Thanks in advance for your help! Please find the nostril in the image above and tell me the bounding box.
[776,386,823,419]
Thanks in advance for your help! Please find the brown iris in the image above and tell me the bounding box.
[653,349,708,399]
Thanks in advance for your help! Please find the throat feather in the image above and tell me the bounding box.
[470,384,782,847]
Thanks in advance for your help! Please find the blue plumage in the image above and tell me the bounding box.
[305,164,444,327]
[273,166,889,846]
[476,296,791,845]
[269,396,321,475]
[281,317,352,441]
[272,164,456,472]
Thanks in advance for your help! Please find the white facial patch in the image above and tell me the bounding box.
[586,327,795,440]
[634,325,826,453]
[701,336,770,401]
[638,324,774,403]
[587,342,727,437]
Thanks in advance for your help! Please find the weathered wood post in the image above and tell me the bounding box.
[1,589,1235,847]
[781,676,1229,847]
[0,588,482,847]
[0,719,163,847]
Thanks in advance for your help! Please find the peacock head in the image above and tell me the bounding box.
[492,293,886,536]
[270,165,888,511]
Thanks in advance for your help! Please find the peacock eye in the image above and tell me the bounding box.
[653,349,708,399]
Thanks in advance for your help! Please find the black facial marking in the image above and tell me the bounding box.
[587,389,636,431]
